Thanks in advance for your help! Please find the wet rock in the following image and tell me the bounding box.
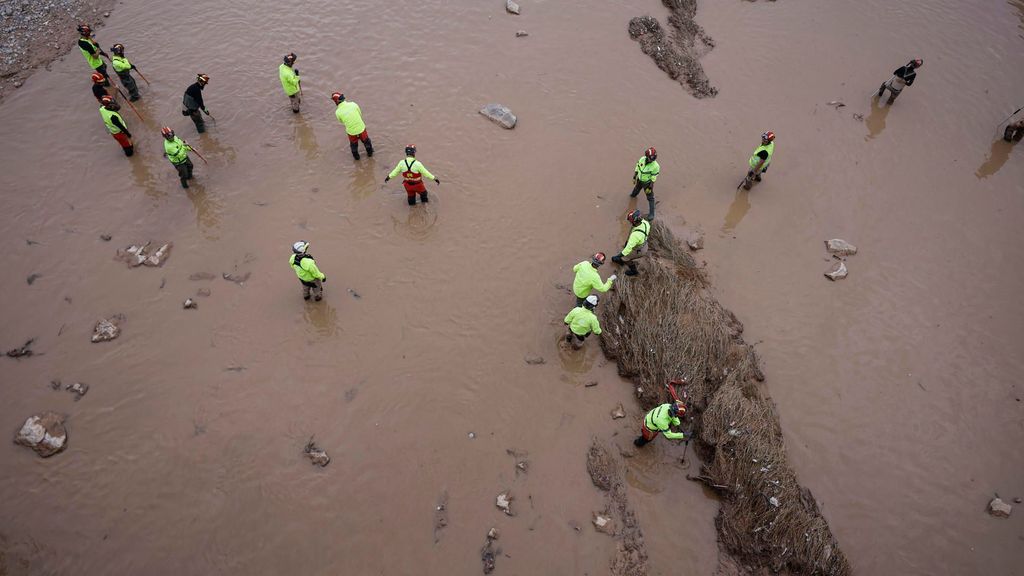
[143,243,171,267]
[481,539,498,574]
[304,437,330,467]
[1015,497,1023,504]
[13,80,23,88]
[496,490,513,515]
[65,382,89,400]
[852,113,864,121]
[524,355,545,365]
[480,103,517,129]
[592,512,614,534]
[100,234,112,241]
[610,403,626,419]
[223,271,251,285]
[91,316,123,343]
[585,380,599,387]
[516,30,529,37]
[988,497,1012,518]
[6,338,35,358]
[196,288,212,297]
[433,491,449,543]
[487,527,500,540]
[189,272,217,281]
[347,288,361,299]
[26,273,41,285]
[824,261,848,281]
[825,238,858,255]
[14,412,67,458]
[468,431,476,439]
[686,230,704,251]
[506,0,520,15]
[183,298,198,309]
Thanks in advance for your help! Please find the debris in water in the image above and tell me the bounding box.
[183,298,198,309]
[14,412,67,458]
[481,538,498,574]
[585,380,599,387]
[988,497,1012,518]
[303,437,330,467]
[189,272,217,281]
[524,355,545,365]
[434,490,449,543]
[6,338,35,358]
[496,491,513,515]
[686,230,705,251]
[65,382,89,400]
[196,288,212,297]
[824,261,848,281]
[610,403,626,419]
[627,9,717,99]
[505,0,520,15]
[117,242,172,267]
[224,365,246,372]
[50,379,62,390]
[468,432,476,439]
[222,271,251,285]
[91,316,123,343]
[852,112,864,121]
[25,239,40,246]
[592,512,613,534]
[824,238,858,255]
[348,288,361,299]
[487,527,499,540]
[100,234,112,241]
[516,30,528,37]
[26,273,41,285]
[479,103,517,129]
[826,100,846,108]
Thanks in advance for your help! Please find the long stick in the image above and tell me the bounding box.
[114,86,144,121]
[994,106,1023,131]
[134,68,151,86]
[188,145,209,165]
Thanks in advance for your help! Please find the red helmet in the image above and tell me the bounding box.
[761,131,775,143]
[91,72,105,84]
[591,252,606,267]
[405,144,417,156]
[196,73,210,84]
[644,147,657,162]
[100,95,115,107]
[626,209,643,225]
[77,23,92,36]
[111,43,125,55]
[669,401,686,418]
[161,126,175,139]
[331,92,344,104]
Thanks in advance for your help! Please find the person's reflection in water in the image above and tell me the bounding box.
[293,113,320,162]
[350,158,378,200]
[975,139,1014,179]
[303,301,340,337]
[186,186,223,239]
[864,95,891,141]
[130,153,163,200]
[722,189,751,233]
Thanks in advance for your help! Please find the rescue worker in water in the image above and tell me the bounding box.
[743,131,775,190]
[563,294,602,350]
[385,145,441,205]
[572,252,616,307]
[76,23,109,85]
[634,400,688,447]
[98,95,133,157]
[289,241,327,301]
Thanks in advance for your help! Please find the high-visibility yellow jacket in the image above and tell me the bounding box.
[572,261,613,299]
[334,101,365,135]
[564,306,602,337]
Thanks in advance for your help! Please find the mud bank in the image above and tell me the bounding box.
[628,0,717,98]
[599,223,849,575]
[0,0,117,101]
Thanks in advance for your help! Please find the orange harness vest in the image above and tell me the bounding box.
[402,159,421,182]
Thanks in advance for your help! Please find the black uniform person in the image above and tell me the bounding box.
[877,59,923,105]
[182,74,211,133]
[76,24,110,86]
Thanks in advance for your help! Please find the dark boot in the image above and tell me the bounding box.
[364,138,374,157]
[626,263,638,276]
[180,178,189,189]
[407,195,416,206]
[634,436,649,447]
[420,191,429,203]
[754,173,762,182]
[350,142,360,160]
[124,145,134,157]
[877,83,886,98]
[629,180,641,198]
[886,93,897,105]
[646,195,656,221]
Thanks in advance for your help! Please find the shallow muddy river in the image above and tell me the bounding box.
[1,0,1022,574]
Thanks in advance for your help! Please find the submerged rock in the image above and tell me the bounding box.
[506,0,520,15]
[496,490,513,515]
[592,512,613,534]
[118,242,172,267]
[825,238,858,255]
[686,230,704,251]
[304,437,330,467]
[183,298,198,309]
[516,30,529,37]
[91,316,122,343]
[14,412,67,457]
[480,103,517,129]
[988,497,1012,518]
[610,403,626,419]
[824,261,848,281]
[144,243,171,267]
[65,382,89,400]
[524,355,545,365]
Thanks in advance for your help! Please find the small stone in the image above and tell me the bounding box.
[506,0,520,14]
[585,380,598,387]
[487,527,500,540]
[100,234,112,241]
[143,243,171,267]
[769,496,781,508]
[825,238,858,256]
[824,261,848,281]
[65,382,89,400]
[103,11,110,17]
[686,230,704,251]
[223,271,251,285]
[91,317,122,343]
[480,103,517,129]
[183,298,197,309]
[1015,497,1022,504]
[592,512,613,534]
[304,437,330,467]
[468,432,476,439]
[496,491,513,515]
[988,497,1012,518]
[14,412,67,458]
[13,81,22,88]
[524,355,545,365]
[516,30,529,37]
[610,403,626,419]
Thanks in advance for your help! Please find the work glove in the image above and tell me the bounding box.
[202,108,210,115]
[384,176,390,183]
[321,276,327,283]
[609,274,618,282]
[611,254,623,264]
[294,68,300,76]
[434,178,441,185]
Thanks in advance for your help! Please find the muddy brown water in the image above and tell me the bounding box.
[1,0,1022,574]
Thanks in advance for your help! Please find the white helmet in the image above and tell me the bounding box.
[292,241,309,254]
[585,294,599,307]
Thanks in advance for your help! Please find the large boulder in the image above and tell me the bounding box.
[988,497,1012,518]
[14,412,67,457]
[480,104,517,129]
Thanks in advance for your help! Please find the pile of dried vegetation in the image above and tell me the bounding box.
[598,222,850,576]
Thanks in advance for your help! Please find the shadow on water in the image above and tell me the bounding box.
[556,332,597,375]
[303,300,340,338]
[293,113,320,162]
[721,188,751,233]
[186,186,223,239]
[130,154,164,201]
[975,139,1015,179]
[864,95,891,141]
